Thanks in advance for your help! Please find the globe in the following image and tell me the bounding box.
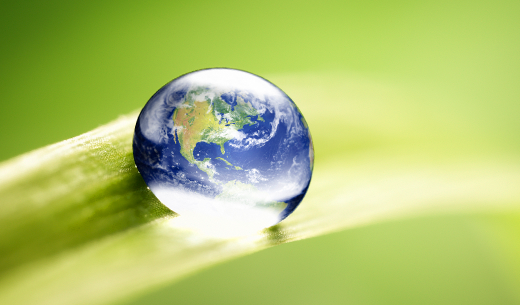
[133,68,314,231]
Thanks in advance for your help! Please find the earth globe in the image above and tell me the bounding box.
[133,68,313,233]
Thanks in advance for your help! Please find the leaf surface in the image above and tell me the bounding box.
[0,73,519,305]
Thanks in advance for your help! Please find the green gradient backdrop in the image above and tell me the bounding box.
[2,0,520,304]
[2,0,519,161]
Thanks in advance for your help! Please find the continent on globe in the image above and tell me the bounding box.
[133,68,313,232]
[172,88,260,180]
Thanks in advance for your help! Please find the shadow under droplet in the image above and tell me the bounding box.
[263,224,291,245]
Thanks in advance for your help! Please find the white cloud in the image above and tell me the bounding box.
[177,69,285,100]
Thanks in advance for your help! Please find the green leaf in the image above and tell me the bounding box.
[0,72,519,305]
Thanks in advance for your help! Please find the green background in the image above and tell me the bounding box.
[2,0,520,304]
[2,0,519,161]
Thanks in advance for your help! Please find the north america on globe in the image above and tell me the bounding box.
[133,69,313,231]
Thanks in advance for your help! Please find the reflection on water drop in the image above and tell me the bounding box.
[133,68,313,233]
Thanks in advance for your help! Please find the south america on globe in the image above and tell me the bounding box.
[133,68,314,231]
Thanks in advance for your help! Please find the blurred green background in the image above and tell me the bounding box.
[2,0,519,161]
[2,0,520,304]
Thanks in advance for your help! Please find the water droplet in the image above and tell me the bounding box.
[133,68,313,232]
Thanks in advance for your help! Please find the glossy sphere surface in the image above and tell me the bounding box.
[133,69,313,230]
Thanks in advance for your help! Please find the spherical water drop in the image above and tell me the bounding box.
[133,68,313,233]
